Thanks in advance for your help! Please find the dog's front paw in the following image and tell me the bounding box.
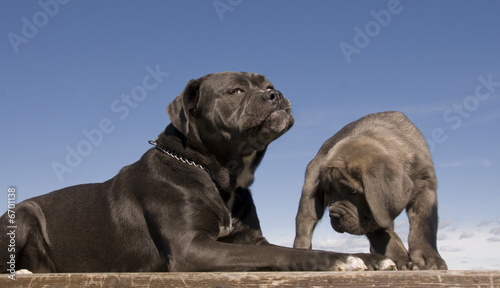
[353,253,397,271]
[334,256,368,271]
[16,269,33,275]
[382,253,416,270]
[409,248,448,270]
[393,259,417,270]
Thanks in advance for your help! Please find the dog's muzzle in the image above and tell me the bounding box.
[329,205,365,235]
[260,90,293,134]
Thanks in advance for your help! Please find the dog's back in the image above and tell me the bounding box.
[315,111,433,178]
[329,111,428,153]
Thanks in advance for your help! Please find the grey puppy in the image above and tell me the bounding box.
[0,72,394,273]
[294,111,447,270]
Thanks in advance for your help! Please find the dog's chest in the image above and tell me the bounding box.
[218,216,235,238]
[236,152,257,188]
[218,152,256,239]
[218,192,236,238]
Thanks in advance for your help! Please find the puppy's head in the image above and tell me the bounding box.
[321,136,413,235]
[167,72,294,155]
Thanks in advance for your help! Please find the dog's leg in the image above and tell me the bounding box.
[170,236,394,272]
[406,187,447,270]
[367,227,413,270]
[0,201,57,273]
[294,172,327,249]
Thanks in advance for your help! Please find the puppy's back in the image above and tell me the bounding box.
[324,111,427,155]
[356,111,430,157]
[308,111,434,185]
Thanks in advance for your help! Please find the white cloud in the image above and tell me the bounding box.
[459,109,500,129]
[395,219,409,229]
[437,233,450,241]
[437,218,500,269]
[313,233,370,254]
[438,157,493,168]
[264,216,500,270]
[440,245,464,252]
[398,100,453,116]
[439,218,457,231]
[478,220,495,227]
[489,227,500,236]
[399,95,500,124]
[459,231,474,239]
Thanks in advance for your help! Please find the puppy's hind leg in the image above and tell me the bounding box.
[0,201,57,273]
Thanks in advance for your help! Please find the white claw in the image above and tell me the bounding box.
[16,269,33,275]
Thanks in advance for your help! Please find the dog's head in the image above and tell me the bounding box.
[167,72,294,169]
[321,136,413,235]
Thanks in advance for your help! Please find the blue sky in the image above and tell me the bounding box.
[1,1,499,270]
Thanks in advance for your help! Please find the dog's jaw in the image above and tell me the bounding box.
[261,109,293,135]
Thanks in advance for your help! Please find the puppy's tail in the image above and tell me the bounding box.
[0,201,55,273]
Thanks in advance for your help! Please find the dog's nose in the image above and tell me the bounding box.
[262,89,282,102]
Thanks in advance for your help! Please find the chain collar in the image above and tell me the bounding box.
[148,140,211,174]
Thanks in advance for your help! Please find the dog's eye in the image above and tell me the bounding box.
[347,187,358,195]
[228,88,244,95]
[266,86,274,91]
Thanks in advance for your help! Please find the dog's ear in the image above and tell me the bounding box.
[362,157,413,228]
[167,78,201,137]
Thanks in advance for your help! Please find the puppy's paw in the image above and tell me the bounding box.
[353,253,397,271]
[393,259,417,270]
[335,256,368,271]
[410,248,448,270]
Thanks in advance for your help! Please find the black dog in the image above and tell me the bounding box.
[0,72,394,273]
[294,111,447,270]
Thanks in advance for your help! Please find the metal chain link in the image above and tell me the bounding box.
[148,140,210,173]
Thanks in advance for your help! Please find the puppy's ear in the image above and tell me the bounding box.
[362,157,413,228]
[167,79,201,137]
